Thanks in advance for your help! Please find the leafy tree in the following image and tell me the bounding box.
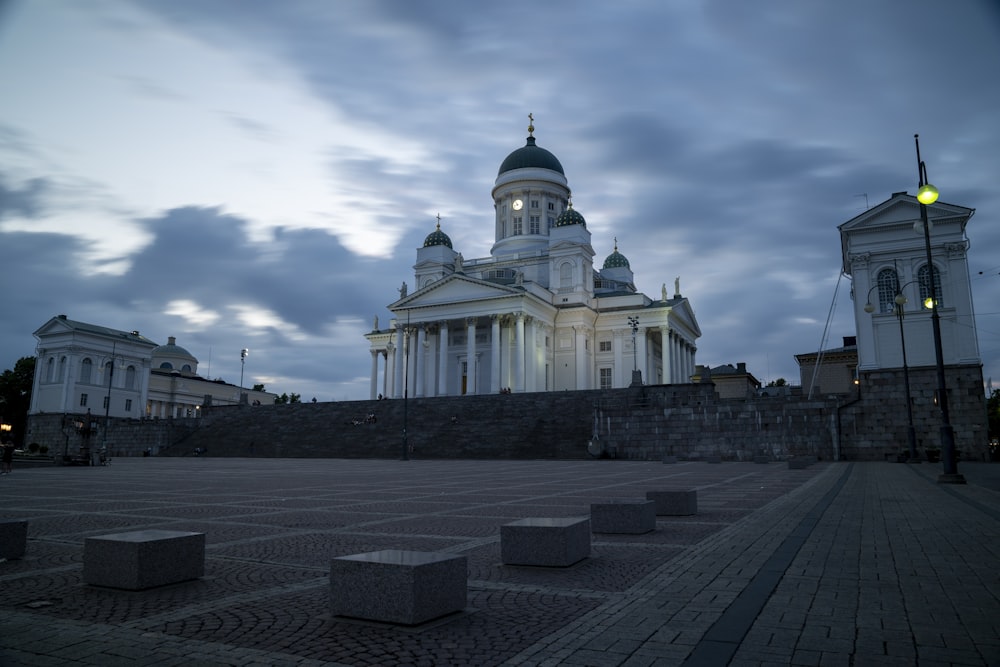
[0,356,36,446]
[274,392,301,404]
[252,383,265,392]
[766,378,788,387]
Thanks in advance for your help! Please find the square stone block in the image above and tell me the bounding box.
[330,549,467,625]
[590,500,656,534]
[84,529,205,590]
[646,489,698,516]
[0,519,27,560]
[501,517,590,567]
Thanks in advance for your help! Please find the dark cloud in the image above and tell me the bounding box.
[0,173,49,218]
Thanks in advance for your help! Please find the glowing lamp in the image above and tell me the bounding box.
[917,183,939,205]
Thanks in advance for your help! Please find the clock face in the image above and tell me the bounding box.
[512,199,523,211]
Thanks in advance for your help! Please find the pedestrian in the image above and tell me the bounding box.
[1,441,13,474]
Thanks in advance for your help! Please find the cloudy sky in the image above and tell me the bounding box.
[1,0,998,401]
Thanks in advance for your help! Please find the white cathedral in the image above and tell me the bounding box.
[364,118,701,398]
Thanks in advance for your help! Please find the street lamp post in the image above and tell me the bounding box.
[240,348,249,401]
[913,134,964,484]
[99,340,119,465]
[627,316,641,386]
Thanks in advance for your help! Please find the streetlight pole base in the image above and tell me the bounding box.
[630,370,643,387]
[937,473,967,485]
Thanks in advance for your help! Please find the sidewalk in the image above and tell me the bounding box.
[0,458,997,666]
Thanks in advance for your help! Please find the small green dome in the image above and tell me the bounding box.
[423,221,452,248]
[603,243,630,269]
[555,203,586,228]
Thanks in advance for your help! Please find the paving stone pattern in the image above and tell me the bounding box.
[0,458,998,666]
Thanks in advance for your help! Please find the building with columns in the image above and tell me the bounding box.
[364,120,701,398]
[29,315,274,421]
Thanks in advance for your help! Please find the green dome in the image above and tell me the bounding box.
[498,136,564,176]
[554,204,586,228]
[603,247,630,269]
[423,222,453,248]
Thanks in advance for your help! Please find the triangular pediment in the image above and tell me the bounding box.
[390,273,523,309]
[839,193,973,233]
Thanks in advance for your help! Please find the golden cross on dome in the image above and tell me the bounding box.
[528,112,534,137]
[436,212,441,229]
[614,236,618,251]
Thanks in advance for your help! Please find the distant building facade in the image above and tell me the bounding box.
[29,315,274,421]
[364,119,701,398]
[795,337,859,397]
[692,362,761,399]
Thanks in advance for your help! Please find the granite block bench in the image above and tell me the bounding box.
[501,517,590,567]
[0,519,27,560]
[83,529,205,590]
[646,489,698,516]
[330,549,467,625]
[788,456,816,469]
[590,499,656,534]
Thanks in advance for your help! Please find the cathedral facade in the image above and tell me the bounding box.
[364,120,700,398]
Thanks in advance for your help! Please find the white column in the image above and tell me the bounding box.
[660,327,671,385]
[525,318,537,392]
[574,326,587,390]
[515,313,525,392]
[381,350,390,398]
[369,350,379,400]
[438,321,449,396]
[393,328,404,398]
[491,315,501,393]
[636,328,648,384]
[466,317,477,395]
[415,326,427,397]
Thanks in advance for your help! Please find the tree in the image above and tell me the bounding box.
[0,356,36,446]
[988,388,1000,444]
[766,378,788,387]
[252,383,265,392]
[274,392,301,404]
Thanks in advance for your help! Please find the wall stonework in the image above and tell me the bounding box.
[24,365,988,463]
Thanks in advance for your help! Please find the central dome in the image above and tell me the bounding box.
[498,136,564,176]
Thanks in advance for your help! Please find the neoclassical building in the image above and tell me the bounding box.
[29,315,274,420]
[364,119,701,398]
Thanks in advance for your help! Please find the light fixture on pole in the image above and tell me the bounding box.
[100,339,123,466]
[864,276,918,462]
[913,134,964,484]
[627,316,641,386]
[240,348,249,392]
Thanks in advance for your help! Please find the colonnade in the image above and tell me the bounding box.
[368,316,698,399]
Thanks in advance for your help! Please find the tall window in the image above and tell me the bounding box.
[513,216,523,235]
[59,356,67,380]
[529,215,540,234]
[599,340,612,352]
[560,263,573,288]
[46,358,54,382]
[80,393,88,407]
[80,358,93,384]
[876,268,899,313]
[918,264,942,307]
[125,399,133,412]
[105,361,113,387]
[599,367,613,389]
[125,366,137,390]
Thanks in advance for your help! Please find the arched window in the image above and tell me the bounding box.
[104,361,113,387]
[125,365,137,390]
[160,362,173,369]
[918,264,942,308]
[182,364,192,372]
[876,268,899,313]
[80,358,93,384]
[46,357,54,382]
[59,356,67,380]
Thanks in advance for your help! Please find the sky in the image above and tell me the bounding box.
[1,0,998,402]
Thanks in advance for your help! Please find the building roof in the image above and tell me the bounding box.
[497,135,564,176]
[34,315,158,346]
[423,220,453,248]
